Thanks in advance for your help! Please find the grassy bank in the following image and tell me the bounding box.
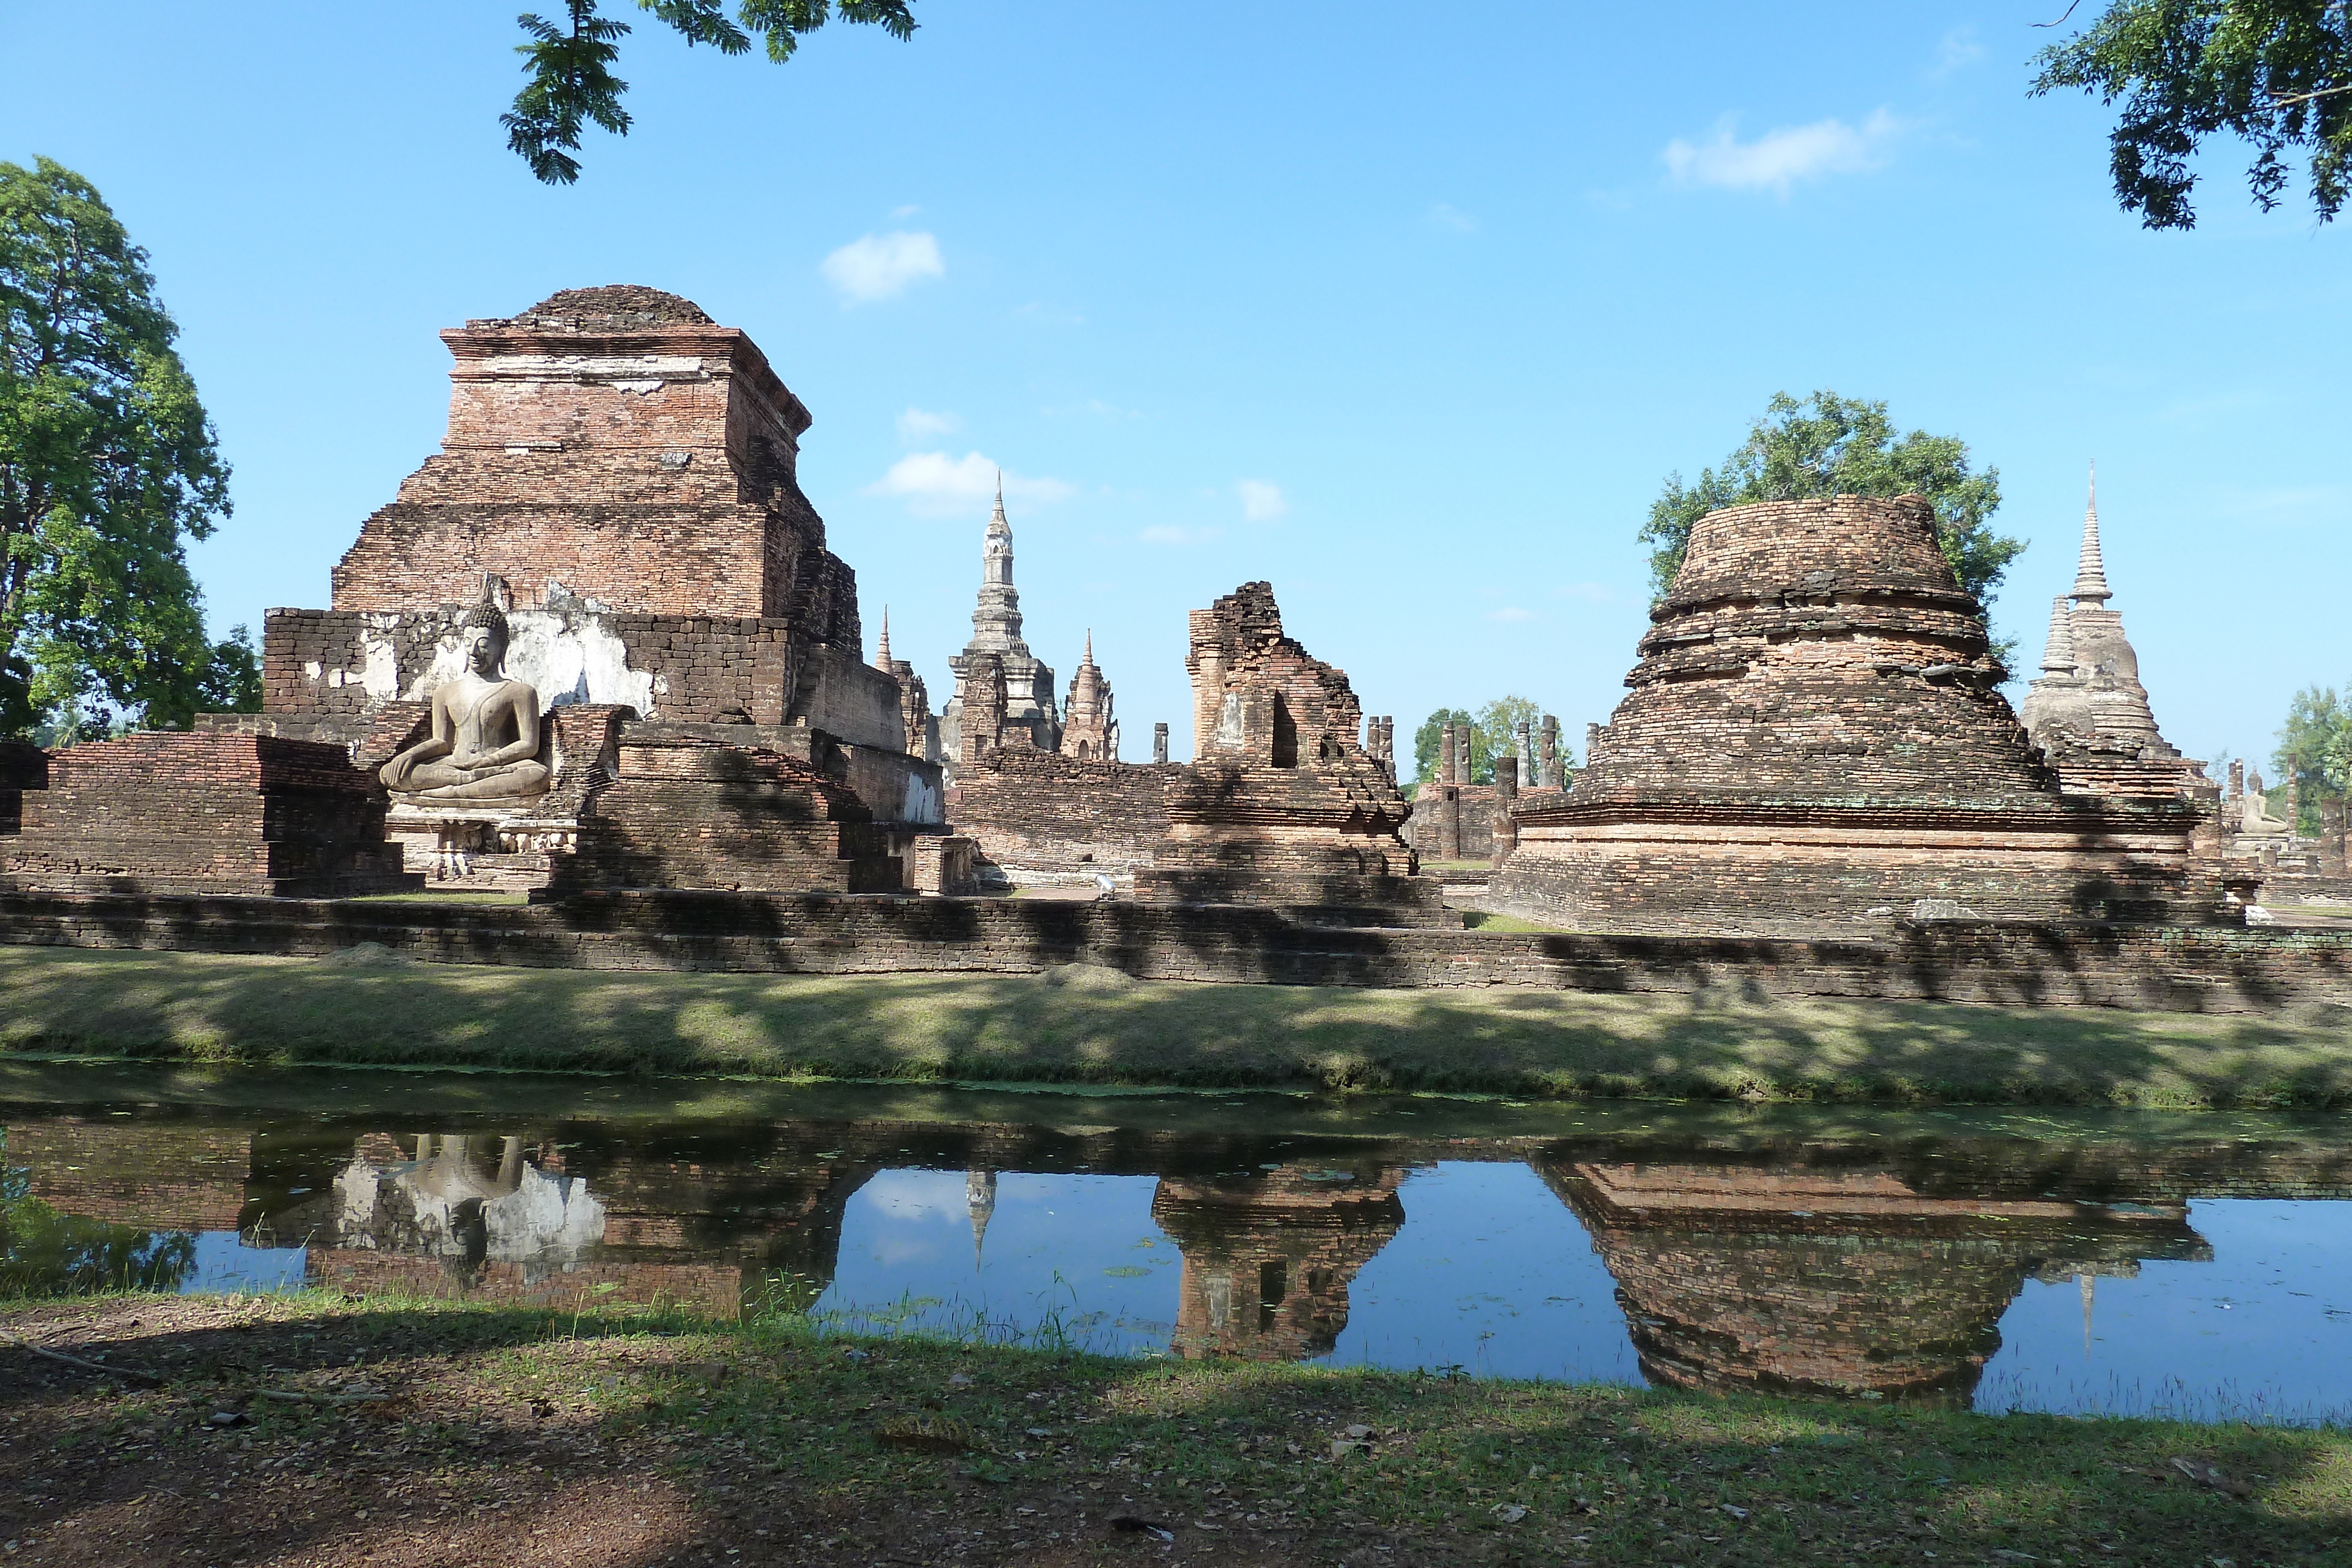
[4,947,2351,1106]
[2,1289,2344,1567]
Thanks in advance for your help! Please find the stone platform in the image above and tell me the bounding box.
[2,888,2348,1014]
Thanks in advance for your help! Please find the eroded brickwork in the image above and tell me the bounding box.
[546,723,898,895]
[1153,1167,1405,1361]
[0,739,45,837]
[946,751,1181,882]
[1493,497,2209,937]
[1545,1159,2203,1402]
[6,889,2347,1011]
[1136,583,1449,926]
[1,731,417,897]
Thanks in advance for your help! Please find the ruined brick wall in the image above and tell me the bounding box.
[1140,582,1445,923]
[547,724,900,895]
[263,606,902,754]
[2,1119,250,1232]
[0,739,45,837]
[6,889,2349,1013]
[1489,811,2209,938]
[946,753,1180,880]
[272,286,893,785]
[1405,784,1496,861]
[328,287,848,634]
[1,731,416,897]
[1495,497,2204,936]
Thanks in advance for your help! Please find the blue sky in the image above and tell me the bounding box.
[4,2,2344,768]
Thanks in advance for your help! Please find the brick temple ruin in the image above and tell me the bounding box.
[1405,713,1569,865]
[1489,494,2214,937]
[2014,476,2352,907]
[0,285,1432,922]
[3,290,2347,1012]
[1134,581,1443,925]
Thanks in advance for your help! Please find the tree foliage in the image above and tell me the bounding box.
[1412,696,1558,790]
[2032,1,2352,229]
[2274,683,2351,833]
[1,158,244,741]
[1639,391,2020,619]
[505,0,918,183]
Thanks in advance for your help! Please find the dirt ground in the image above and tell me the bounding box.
[0,1295,1472,1567]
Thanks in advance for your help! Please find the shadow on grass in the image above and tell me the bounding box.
[2,944,2351,1108]
[13,1290,2346,1567]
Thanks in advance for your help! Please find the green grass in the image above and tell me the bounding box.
[342,888,529,904]
[1461,910,1571,934]
[15,1289,2344,1566]
[5,946,2352,1106]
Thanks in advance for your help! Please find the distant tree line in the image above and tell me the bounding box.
[1411,696,1552,790]
[2274,684,2352,834]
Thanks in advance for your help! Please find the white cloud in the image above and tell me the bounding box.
[1663,109,1902,196]
[1933,26,1986,76]
[1485,606,1536,623]
[865,451,1075,517]
[1427,202,1477,232]
[1237,480,1289,522]
[896,406,961,442]
[820,230,944,303]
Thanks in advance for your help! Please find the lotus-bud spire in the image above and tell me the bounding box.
[2071,462,2112,605]
[2039,595,2077,677]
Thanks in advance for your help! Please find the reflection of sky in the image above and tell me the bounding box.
[821,1171,1180,1355]
[1328,1163,1643,1385]
[821,1163,1643,1383]
[1981,1200,2352,1425]
[177,1231,308,1296]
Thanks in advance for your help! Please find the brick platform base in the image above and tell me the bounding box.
[2,731,419,898]
[2,889,2347,1014]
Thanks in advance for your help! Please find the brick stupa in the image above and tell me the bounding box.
[1491,496,2206,935]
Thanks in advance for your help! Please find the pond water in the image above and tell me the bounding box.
[4,1063,2350,1426]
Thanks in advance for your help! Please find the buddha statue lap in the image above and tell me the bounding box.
[380,602,550,803]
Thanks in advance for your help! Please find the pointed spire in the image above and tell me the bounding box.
[873,605,893,671]
[2039,594,2077,676]
[1083,628,1094,668]
[2071,462,2112,604]
[966,1168,997,1270]
[991,470,1006,523]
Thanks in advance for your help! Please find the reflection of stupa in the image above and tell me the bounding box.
[967,1168,997,1266]
[1541,1159,2210,1404]
[1150,1165,1406,1360]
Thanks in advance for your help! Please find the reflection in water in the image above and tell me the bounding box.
[316,1134,606,1278]
[6,1103,2350,1423]
[1152,1165,1405,1360]
[1541,1159,2208,1405]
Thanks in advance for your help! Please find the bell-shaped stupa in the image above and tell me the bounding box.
[1492,495,2207,935]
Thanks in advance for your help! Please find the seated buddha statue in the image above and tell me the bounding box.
[380,603,550,801]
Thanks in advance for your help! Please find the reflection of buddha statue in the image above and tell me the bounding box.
[381,602,550,801]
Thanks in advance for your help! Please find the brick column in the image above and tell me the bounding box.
[1491,754,1519,871]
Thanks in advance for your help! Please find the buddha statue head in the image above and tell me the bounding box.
[457,599,511,679]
